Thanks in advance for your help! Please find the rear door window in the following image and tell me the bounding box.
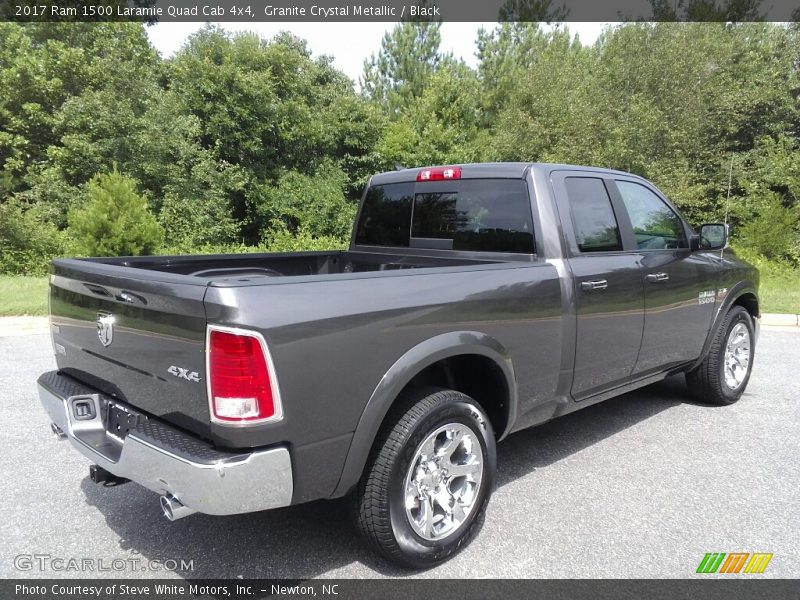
[564,177,623,252]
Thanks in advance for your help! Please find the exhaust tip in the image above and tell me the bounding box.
[160,495,174,520]
[160,494,196,521]
[51,423,67,441]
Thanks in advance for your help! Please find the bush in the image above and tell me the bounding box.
[158,229,346,257]
[158,241,269,256]
[257,162,357,241]
[736,196,799,263]
[158,193,238,252]
[0,199,65,275]
[263,221,348,252]
[67,169,163,257]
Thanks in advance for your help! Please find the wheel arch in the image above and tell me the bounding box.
[732,291,759,320]
[331,331,517,497]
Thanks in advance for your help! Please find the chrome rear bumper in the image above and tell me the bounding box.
[38,371,293,516]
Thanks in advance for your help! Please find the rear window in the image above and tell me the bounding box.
[355,179,534,253]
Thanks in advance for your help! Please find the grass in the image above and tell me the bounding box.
[759,270,800,315]
[0,276,49,316]
[0,264,797,318]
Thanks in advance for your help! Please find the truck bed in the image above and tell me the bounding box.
[87,250,499,281]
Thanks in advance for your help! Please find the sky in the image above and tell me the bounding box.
[146,22,611,83]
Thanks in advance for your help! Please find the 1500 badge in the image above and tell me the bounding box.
[168,366,201,383]
[698,290,716,305]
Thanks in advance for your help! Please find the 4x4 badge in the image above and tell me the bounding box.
[96,313,114,347]
[168,365,201,383]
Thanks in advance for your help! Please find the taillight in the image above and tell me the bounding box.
[416,166,462,181]
[207,326,282,425]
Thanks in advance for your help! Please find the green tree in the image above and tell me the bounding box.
[737,197,799,262]
[477,23,580,123]
[588,23,799,226]
[4,20,800,273]
[256,161,355,241]
[68,170,163,257]
[131,92,241,249]
[0,23,162,223]
[484,26,595,162]
[376,61,487,167]
[0,199,65,275]
[168,27,379,242]
[361,22,444,116]
[476,21,800,250]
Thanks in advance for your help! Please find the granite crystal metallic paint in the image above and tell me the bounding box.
[38,162,760,511]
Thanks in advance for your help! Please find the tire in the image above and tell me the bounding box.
[686,305,755,405]
[353,388,496,569]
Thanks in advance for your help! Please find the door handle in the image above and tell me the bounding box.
[581,279,608,291]
[646,272,670,283]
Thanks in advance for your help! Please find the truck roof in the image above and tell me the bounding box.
[369,162,642,185]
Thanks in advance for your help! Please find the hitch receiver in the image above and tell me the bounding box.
[89,464,129,487]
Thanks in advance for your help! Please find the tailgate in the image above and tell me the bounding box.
[49,260,210,437]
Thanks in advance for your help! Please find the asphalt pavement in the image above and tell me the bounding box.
[0,328,797,579]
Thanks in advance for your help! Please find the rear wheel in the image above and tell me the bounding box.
[352,388,496,568]
[686,305,755,405]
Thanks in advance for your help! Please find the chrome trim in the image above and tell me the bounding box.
[205,324,285,427]
[38,384,293,516]
[580,279,608,291]
[96,313,115,347]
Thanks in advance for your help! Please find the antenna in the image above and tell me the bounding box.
[722,155,734,258]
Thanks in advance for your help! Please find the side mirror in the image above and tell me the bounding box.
[691,223,728,251]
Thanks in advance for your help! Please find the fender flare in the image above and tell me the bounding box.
[690,280,759,371]
[331,331,517,497]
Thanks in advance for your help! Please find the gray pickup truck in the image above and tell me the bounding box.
[38,163,759,567]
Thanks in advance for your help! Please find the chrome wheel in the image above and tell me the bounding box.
[723,322,751,390]
[403,423,484,541]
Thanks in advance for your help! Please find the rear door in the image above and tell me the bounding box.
[551,172,645,400]
[609,178,718,375]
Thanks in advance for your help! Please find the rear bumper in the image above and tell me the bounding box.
[37,371,293,516]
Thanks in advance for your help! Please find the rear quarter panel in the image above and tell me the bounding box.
[204,263,563,501]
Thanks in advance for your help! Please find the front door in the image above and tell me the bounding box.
[611,178,718,375]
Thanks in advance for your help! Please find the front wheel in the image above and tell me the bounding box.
[686,305,755,405]
[352,388,496,568]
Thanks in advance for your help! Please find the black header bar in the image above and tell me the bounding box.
[3,579,800,600]
[2,0,799,22]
